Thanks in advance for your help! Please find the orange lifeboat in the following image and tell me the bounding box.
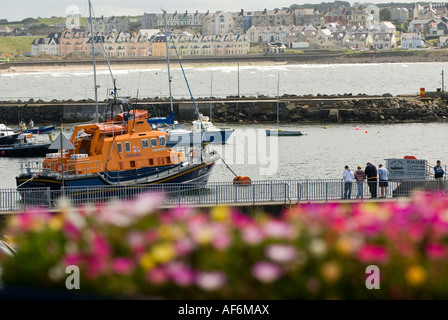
[115,110,148,121]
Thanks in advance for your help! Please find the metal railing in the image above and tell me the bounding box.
[1,179,447,212]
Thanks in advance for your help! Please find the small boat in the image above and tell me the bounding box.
[0,124,16,144]
[16,99,220,190]
[165,114,234,147]
[0,133,54,157]
[265,74,305,137]
[266,129,305,136]
[22,125,55,135]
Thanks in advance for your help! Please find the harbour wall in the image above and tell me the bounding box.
[0,93,447,125]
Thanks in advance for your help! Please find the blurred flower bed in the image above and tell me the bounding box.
[1,191,448,299]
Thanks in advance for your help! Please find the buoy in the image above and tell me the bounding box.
[324,126,328,129]
[356,126,359,130]
[233,176,252,185]
[270,127,272,129]
[1,150,5,156]
[365,130,368,133]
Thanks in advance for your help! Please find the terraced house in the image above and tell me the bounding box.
[151,34,250,57]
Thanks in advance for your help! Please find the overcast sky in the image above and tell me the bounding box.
[1,0,421,21]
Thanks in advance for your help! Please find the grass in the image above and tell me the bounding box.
[0,36,41,54]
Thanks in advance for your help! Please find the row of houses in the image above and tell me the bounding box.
[31,30,149,57]
[30,30,251,57]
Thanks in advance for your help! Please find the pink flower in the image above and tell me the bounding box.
[241,225,265,245]
[63,222,80,240]
[92,234,111,259]
[112,257,135,275]
[357,245,389,264]
[231,212,253,227]
[166,262,196,287]
[130,192,165,217]
[195,271,227,291]
[146,267,169,285]
[169,206,194,221]
[425,244,447,260]
[126,231,146,255]
[85,255,108,279]
[263,220,296,239]
[265,244,298,264]
[251,261,282,283]
[175,238,197,255]
[63,253,82,266]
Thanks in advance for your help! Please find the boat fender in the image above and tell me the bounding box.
[233,176,252,186]
[1,150,5,156]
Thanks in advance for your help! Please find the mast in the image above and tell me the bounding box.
[163,10,174,113]
[89,0,99,123]
[277,73,280,127]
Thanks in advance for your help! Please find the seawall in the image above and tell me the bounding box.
[1,93,447,126]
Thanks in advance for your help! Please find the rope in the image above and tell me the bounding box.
[17,173,39,188]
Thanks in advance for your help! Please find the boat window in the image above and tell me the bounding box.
[125,142,131,152]
[130,161,136,168]
[149,159,154,165]
[150,138,157,148]
[117,143,123,153]
[142,139,149,149]
[159,136,166,147]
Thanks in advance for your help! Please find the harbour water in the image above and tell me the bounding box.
[1,121,446,189]
[0,62,447,101]
[1,62,446,189]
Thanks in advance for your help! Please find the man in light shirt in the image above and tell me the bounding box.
[343,165,354,199]
[378,164,389,198]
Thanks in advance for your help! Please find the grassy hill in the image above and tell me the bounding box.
[0,36,41,55]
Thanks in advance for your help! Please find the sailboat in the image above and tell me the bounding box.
[149,12,234,147]
[15,2,219,191]
[265,74,304,136]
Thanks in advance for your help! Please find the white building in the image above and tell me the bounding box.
[401,32,424,49]
[390,7,409,23]
[31,37,60,56]
[373,33,396,50]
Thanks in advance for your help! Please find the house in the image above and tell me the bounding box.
[252,8,295,27]
[378,22,396,34]
[324,7,347,24]
[309,28,334,49]
[373,33,396,50]
[438,36,448,48]
[260,25,289,43]
[345,8,371,26]
[347,32,373,50]
[390,7,409,23]
[264,42,286,54]
[408,19,433,33]
[294,8,322,25]
[202,11,234,35]
[329,31,350,49]
[31,37,60,56]
[428,20,448,36]
[401,32,424,49]
[141,13,158,29]
[86,16,127,33]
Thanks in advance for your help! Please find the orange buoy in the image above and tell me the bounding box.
[365,130,368,133]
[356,126,359,130]
[233,176,252,185]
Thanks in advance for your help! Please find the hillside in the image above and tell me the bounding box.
[0,36,41,55]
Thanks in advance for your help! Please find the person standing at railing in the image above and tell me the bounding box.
[343,165,354,199]
[354,165,366,199]
[378,164,389,198]
[434,160,445,180]
[365,162,378,198]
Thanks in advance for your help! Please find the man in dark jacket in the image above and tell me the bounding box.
[365,162,378,198]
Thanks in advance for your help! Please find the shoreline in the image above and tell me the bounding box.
[3,50,448,74]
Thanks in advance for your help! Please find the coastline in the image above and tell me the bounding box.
[3,49,448,74]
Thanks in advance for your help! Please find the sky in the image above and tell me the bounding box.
[0,0,426,21]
